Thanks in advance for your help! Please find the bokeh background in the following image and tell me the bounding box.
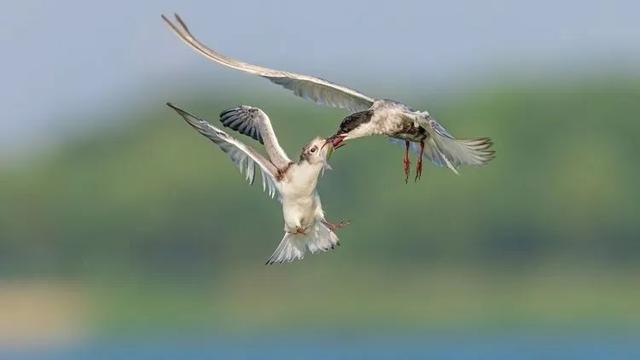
[2,0,639,358]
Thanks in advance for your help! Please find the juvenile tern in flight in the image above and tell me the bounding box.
[167,103,348,264]
[163,14,495,182]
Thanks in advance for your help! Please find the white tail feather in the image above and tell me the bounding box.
[266,222,339,264]
[426,119,495,173]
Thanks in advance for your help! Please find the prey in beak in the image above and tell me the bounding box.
[321,139,335,160]
[326,134,347,150]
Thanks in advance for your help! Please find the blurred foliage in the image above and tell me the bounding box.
[2,79,639,275]
[1,78,639,332]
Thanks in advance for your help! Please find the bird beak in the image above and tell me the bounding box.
[326,134,347,149]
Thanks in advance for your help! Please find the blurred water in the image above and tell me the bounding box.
[5,333,639,360]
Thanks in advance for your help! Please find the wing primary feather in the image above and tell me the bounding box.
[162,14,375,112]
[167,102,281,200]
[217,106,290,168]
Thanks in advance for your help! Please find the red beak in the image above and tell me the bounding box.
[329,135,347,149]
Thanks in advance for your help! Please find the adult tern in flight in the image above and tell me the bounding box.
[163,14,495,182]
[167,103,348,264]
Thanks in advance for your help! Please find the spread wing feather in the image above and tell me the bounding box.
[219,106,291,169]
[168,103,281,200]
[162,14,375,112]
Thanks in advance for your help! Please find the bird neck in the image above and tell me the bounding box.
[293,160,324,185]
[348,121,379,139]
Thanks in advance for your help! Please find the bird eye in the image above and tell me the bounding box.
[310,146,317,153]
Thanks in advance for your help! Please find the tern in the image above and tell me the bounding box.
[163,14,495,182]
[167,103,348,264]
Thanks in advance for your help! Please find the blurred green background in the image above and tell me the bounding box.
[3,80,639,340]
[1,0,639,358]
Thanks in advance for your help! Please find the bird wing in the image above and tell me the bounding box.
[168,103,281,200]
[162,14,375,112]
[219,106,292,169]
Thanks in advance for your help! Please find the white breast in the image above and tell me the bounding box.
[279,162,324,232]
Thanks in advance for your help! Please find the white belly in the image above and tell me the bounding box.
[282,195,318,232]
[278,162,324,233]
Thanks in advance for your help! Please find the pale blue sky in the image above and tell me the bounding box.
[1,0,639,158]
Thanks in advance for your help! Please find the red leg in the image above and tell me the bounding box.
[415,140,425,181]
[322,219,351,232]
[403,140,411,183]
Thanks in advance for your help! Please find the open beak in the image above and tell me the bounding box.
[326,134,347,149]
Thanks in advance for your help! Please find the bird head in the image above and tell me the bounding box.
[301,137,333,170]
[326,110,375,150]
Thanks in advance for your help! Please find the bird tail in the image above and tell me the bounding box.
[266,222,339,264]
[422,119,495,174]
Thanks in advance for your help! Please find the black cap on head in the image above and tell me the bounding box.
[337,110,374,134]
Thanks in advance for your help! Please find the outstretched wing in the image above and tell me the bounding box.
[220,106,263,144]
[167,103,281,200]
[162,14,375,112]
[219,106,292,169]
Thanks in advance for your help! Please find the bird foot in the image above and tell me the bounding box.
[287,226,308,235]
[414,158,423,182]
[322,219,350,232]
[403,157,411,184]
